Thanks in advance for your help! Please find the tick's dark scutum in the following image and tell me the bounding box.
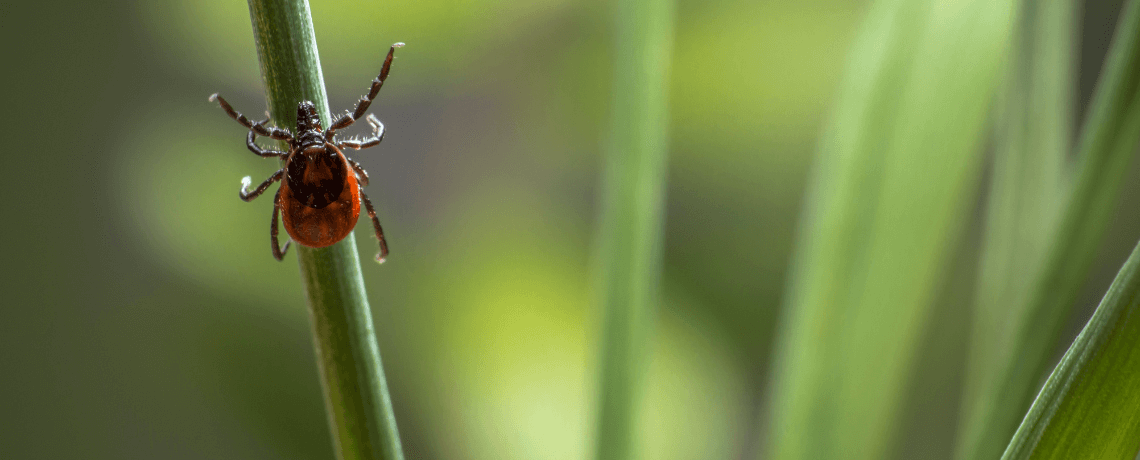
[286,146,348,209]
[287,101,346,209]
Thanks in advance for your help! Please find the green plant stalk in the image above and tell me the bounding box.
[592,0,674,458]
[246,1,403,459]
[956,0,1140,458]
[1001,238,1140,460]
[956,0,1073,457]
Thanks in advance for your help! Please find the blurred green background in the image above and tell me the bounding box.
[0,0,1135,458]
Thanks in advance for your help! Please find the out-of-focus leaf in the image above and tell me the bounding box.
[956,0,1140,457]
[764,0,1016,458]
[1000,239,1140,460]
[956,0,1073,457]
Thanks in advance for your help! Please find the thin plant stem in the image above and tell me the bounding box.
[245,1,403,459]
[592,0,675,458]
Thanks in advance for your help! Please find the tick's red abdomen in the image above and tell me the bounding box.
[279,161,360,248]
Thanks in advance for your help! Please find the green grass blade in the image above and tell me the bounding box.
[591,0,674,458]
[245,1,404,459]
[1000,239,1140,460]
[957,0,1074,457]
[764,0,1016,459]
[969,0,1072,368]
[955,1,1140,457]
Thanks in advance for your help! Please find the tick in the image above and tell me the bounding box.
[210,43,404,263]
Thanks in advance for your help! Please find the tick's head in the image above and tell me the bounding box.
[296,101,323,133]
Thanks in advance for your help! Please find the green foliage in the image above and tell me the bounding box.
[958,0,1140,457]
[956,0,1074,458]
[1001,240,1140,460]
[246,1,403,459]
[763,0,1017,458]
[592,0,675,458]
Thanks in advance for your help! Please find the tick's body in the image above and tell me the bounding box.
[279,117,361,248]
[212,43,403,262]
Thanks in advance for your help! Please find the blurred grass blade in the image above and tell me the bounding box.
[957,0,1073,457]
[969,0,1072,370]
[246,1,404,459]
[764,0,1016,459]
[591,0,674,458]
[956,1,1140,457]
[1000,239,1140,460]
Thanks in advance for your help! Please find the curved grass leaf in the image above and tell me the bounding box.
[1001,239,1140,460]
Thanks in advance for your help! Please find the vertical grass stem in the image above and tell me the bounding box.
[245,1,404,459]
[592,0,675,458]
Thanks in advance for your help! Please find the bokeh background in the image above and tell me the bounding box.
[0,0,1135,458]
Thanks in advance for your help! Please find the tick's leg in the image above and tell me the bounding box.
[209,94,294,142]
[359,187,390,263]
[347,158,370,186]
[240,169,284,202]
[325,43,403,140]
[247,129,289,158]
[337,114,386,151]
[271,189,291,261]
